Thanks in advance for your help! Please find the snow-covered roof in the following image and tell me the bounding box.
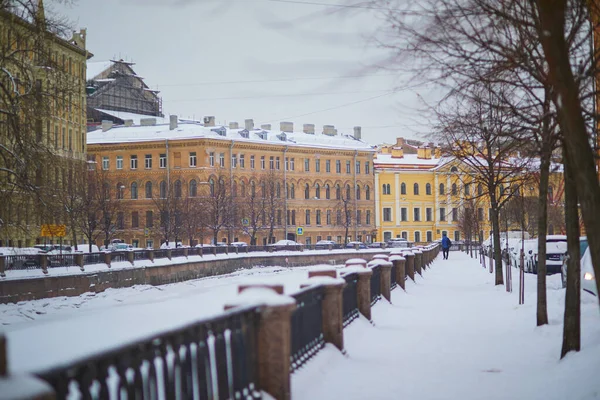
[374,153,447,168]
[93,108,170,125]
[87,121,375,151]
[86,61,113,80]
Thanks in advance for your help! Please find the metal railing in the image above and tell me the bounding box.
[370,265,382,306]
[133,250,148,261]
[35,305,261,400]
[390,264,397,290]
[47,254,78,268]
[110,252,128,263]
[171,248,186,258]
[290,286,325,372]
[83,252,104,265]
[4,254,40,270]
[154,249,169,259]
[342,273,359,327]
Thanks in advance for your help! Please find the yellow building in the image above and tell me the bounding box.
[87,118,376,248]
[0,0,91,247]
[374,138,567,244]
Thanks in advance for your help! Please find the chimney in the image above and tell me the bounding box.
[353,126,362,140]
[303,124,315,134]
[391,147,404,158]
[280,121,293,132]
[261,124,271,130]
[323,125,336,136]
[101,120,113,132]
[245,119,254,130]
[169,115,178,130]
[396,137,406,147]
[229,121,239,129]
[203,116,215,127]
[140,118,157,126]
[417,146,432,159]
[124,119,133,127]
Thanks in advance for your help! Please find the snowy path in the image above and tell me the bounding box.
[293,252,600,400]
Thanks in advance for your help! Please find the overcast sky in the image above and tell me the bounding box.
[56,0,442,145]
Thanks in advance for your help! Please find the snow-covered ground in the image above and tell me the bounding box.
[2,251,599,399]
[293,252,600,400]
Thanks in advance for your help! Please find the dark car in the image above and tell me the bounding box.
[368,242,386,248]
[346,241,367,249]
[315,240,337,250]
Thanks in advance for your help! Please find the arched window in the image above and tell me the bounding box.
[305,183,310,199]
[366,185,370,200]
[291,183,295,199]
[400,183,406,195]
[336,184,341,200]
[250,181,256,197]
[189,179,197,197]
[240,181,246,197]
[413,183,419,195]
[451,166,458,173]
[325,184,331,199]
[130,182,138,199]
[499,184,505,196]
[439,183,445,195]
[277,182,281,198]
[160,181,167,199]
[346,184,351,200]
[261,182,266,198]
[103,183,110,199]
[145,181,152,199]
[477,183,483,196]
[548,185,554,200]
[382,183,387,195]
[464,183,470,196]
[209,179,215,197]
[356,185,361,200]
[231,181,237,197]
[326,210,331,225]
[116,183,124,199]
[425,183,431,195]
[452,183,457,195]
[315,183,321,199]
[174,180,182,198]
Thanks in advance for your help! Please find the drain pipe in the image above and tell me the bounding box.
[283,145,288,241]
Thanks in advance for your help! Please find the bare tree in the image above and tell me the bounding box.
[151,177,185,247]
[239,175,267,245]
[335,183,355,244]
[204,176,234,245]
[437,85,531,285]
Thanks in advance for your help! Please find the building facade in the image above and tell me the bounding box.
[87,118,376,248]
[374,139,567,244]
[0,0,91,247]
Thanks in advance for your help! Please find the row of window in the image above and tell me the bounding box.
[113,209,372,229]
[383,230,459,243]
[382,182,537,197]
[382,207,489,222]
[108,179,373,201]
[100,152,371,175]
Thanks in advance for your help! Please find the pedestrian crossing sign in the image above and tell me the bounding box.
[297,227,304,236]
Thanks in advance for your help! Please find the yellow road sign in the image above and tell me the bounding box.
[41,224,67,237]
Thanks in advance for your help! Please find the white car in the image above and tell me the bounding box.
[269,240,303,251]
[581,247,597,297]
[230,241,248,247]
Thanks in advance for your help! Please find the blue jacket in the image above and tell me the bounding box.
[441,236,452,249]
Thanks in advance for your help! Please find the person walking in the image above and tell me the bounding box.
[441,232,452,260]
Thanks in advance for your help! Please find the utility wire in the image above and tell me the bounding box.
[265,0,414,12]
[169,89,390,102]
[158,73,401,87]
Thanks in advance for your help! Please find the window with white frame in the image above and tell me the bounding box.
[159,154,167,169]
[346,160,351,173]
[130,155,138,170]
[260,156,265,169]
[219,153,225,167]
[270,156,274,170]
[231,154,237,168]
[401,207,408,221]
[336,160,341,173]
[102,156,109,170]
[240,154,245,168]
[326,160,331,172]
[250,155,255,169]
[145,154,152,169]
[414,231,421,242]
[413,207,420,221]
[426,231,432,242]
[383,207,392,222]
[189,152,197,167]
[426,207,432,221]
[305,158,310,172]
[209,152,214,167]
[365,161,370,174]
[116,155,123,170]
[315,159,320,172]
[276,157,280,170]
[440,207,446,221]
[290,158,295,170]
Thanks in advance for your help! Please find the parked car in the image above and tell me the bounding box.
[1,247,42,269]
[560,237,589,289]
[110,243,133,252]
[346,241,367,249]
[230,241,248,247]
[534,235,567,274]
[387,238,410,248]
[315,240,337,249]
[368,242,386,248]
[160,241,184,249]
[580,247,597,297]
[269,240,303,251]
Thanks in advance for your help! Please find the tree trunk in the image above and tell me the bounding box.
[537,1,600,302]
[490,204,504,285]
[537,151,551,326]
[561,149,581,358]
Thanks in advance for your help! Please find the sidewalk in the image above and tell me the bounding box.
[292,252,600,400]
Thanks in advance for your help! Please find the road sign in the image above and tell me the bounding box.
[41,224,66,237]
[242,218,250,226]
[297,227,304,236]
[144,228,150,236]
